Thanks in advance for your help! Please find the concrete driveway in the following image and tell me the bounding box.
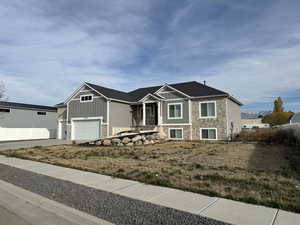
[0,139,71,151]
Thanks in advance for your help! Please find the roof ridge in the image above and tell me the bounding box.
[85,82,129,94]
[0,100,56,108]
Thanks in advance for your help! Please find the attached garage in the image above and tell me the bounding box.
[71,118,101,141]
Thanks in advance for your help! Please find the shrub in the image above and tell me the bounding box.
[234,127,299,146]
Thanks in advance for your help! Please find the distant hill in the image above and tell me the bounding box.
[241,111,272,119]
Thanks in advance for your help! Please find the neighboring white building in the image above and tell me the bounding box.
[241,111,270,129]
[0,101,57,141]
[290,112,300,124]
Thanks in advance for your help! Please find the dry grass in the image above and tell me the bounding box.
[1,141,300,213]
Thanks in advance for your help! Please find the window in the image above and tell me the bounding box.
[80,95,93,102]
[168,103,182,119]
[200,101,216,118]
[201,128,217,140]
[37,111,47,115]
[169,128,183,140]
[0,108,10,113]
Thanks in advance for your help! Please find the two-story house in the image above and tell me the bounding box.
[57,81,242,141]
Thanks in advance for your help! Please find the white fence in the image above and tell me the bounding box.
[0,128,57,142]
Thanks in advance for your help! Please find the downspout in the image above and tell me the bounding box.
[226,98,229,140]
[107,100,110,137]
[188,99,192,140]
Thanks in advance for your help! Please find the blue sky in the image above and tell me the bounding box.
[0,0,300,112]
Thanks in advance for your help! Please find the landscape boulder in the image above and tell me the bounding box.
[95,140,102,146]
[146,135,154,140]
[122,137,131,144]
[132,135,142,142]
[112,138,121,146]
[103,139,112,146]
[126,142,134,146]
[144,140,151,145]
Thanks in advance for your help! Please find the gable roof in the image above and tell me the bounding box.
[170,81,228,97]
[70,81,241,105]
[0,101,57,112]
[85,82,133,102]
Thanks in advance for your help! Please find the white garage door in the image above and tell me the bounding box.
[72,120,100,140]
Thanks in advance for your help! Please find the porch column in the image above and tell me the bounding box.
[157,101,161,125]
[142,102,146,126]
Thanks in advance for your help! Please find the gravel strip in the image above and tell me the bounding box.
[0,163,231,225]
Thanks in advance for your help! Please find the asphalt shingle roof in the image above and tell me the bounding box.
[83,81,235,103]
[0,101,57,111]
[86,82,133,102]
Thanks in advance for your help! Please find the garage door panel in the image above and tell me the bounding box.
[72,120,100,140]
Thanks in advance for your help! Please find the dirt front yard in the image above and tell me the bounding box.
[1,141,300,213]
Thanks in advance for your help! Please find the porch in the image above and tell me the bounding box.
[131,102,162,127]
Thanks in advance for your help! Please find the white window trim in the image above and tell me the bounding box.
[168,102,183,120]
[200,128,218,140]
[168,128,184,140]
[80,94,94,103]
[199,101,217,119]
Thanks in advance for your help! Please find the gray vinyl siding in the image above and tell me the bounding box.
[159,92,185,99]
[0,108,57,129]
[109,101,132,134]
[162,100,189,124]
[68,97,107,122]
[109,101,132,127]
[227,98,242,135]
[73,90,99,99]
[57,106,67,120]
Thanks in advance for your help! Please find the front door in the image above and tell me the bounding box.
[146,104,157,125]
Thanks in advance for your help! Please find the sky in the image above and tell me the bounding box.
[0,0,300,112]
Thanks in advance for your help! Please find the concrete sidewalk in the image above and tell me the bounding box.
[0,155,298,225]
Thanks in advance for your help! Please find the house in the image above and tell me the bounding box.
[290,112,300,124]
[241,111,270,129]
[57,81,242,141]
[0,101,57,141]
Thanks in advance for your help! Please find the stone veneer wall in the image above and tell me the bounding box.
[191,97,228,140]
[162,125,192,140]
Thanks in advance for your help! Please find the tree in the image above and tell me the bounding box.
[262,97,293,126]
[273,97,284,112]
[262,111,294,126]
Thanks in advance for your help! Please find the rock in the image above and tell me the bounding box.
[126,142,134,146]
[117,142,124,147]
[132,135,142,142]
[122,137,131,144]
[144,140,151,145]
[157,132,167,140]
[111,138,121,146]
[145,135,152,140]
[150,140,155,144]
[103,139,112,146]
[135,140,143,145]
[95,140,102,146]
[141,135,146,141]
